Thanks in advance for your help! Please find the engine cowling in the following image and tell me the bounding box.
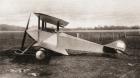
[36,48,46,60]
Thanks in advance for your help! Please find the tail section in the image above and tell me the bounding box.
[104,40,126,54]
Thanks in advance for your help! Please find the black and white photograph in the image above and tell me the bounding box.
[0,0,139,78]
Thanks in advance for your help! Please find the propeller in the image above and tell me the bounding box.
[21,13,31,50]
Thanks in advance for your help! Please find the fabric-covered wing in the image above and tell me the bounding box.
[33,33,69,55]
[34,13,69,27]
[57,33,104,54]
[27,28,69,55]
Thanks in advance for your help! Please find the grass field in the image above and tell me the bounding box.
[0,30,139,78]
[0,31,33,51]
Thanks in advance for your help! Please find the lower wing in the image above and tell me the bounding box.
[33,33,126,55]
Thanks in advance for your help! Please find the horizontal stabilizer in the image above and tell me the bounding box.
[105,40,126,52]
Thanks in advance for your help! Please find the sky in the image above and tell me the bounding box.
[0,0,140,28]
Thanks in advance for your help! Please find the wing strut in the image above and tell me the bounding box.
[15,13,36,55]
[57,21,60,32]
[21,13,31,50]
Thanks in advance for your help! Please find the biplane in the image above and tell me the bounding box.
[15,13,127,60]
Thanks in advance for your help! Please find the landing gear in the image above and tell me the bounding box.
[35,48,51,61]
[36,48,46,60]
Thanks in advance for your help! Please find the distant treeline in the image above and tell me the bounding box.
[0,24,24,31]
[94,25,140,30]
[63,25,140,30]
[0,24,140,31]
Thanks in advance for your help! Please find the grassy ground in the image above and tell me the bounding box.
[0,31,33,51]
[0,31,139,78]
[0,51,139,78]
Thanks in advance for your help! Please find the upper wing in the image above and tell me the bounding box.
[34,13,69,27]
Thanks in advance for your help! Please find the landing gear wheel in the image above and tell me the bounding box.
[36,50,46,60]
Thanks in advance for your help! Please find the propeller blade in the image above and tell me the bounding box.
[21,13,31,49]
